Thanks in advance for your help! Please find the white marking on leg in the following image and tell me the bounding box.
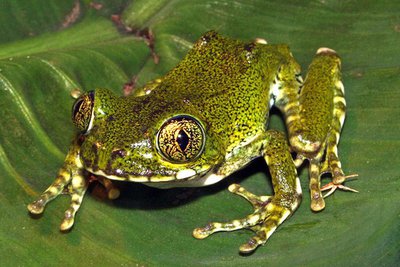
[333,96,346,106]
[335,80,345,94]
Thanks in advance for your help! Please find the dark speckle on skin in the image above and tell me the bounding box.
[81,30,277,180]
[244,42,255,52]
[200,31,217,45]
[92,142,100,153]
[140,126,147,134]
[111,149,127,159]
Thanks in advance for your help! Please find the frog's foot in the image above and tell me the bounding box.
[308,162,358,211]
[96,176,121,200]
[27,168,73,215]
[28,197,52,215]
[321,174,359,198]
[193,184,295,254]
[27,166,88,231]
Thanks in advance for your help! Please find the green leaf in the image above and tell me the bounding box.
[1,0,399,266]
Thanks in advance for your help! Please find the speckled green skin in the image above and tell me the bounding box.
[80,31,301,185]
[28,31,354,253]
[290,52,342,155]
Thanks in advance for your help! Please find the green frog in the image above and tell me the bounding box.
[27,31,356,253]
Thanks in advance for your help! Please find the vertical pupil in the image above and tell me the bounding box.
[176,129,189,151]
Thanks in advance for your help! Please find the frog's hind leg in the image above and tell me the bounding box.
[288,48,357,210]
[27,140,88,231]
[319,79,358,197]
[193,130,301,253]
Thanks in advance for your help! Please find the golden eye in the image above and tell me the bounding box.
[72,91,95,133]
[157,115,205,163]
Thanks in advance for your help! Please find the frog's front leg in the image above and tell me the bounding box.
[27,137,88,231]
[286,48,357,211]
[193,130,301,253]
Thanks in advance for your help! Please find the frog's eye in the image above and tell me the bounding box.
[72,91,95,133]
[157,115,205,163]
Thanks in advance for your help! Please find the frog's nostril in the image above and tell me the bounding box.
[316,47,337,55]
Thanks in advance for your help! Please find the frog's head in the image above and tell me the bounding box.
[72,89,224,185]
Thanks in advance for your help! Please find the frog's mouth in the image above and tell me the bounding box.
[144,168,226,189]
[144,167,225,189]
[86,164,222,189]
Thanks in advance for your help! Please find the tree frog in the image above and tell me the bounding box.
[27,31,356,253]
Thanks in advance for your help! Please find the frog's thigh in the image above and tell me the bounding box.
[193,130,301,253]
[286,49,357,209]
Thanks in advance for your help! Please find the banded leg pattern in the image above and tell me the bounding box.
[27,165,74,215]
[27,137,89,231]
[320,80,358,197]
[193,130,301,253]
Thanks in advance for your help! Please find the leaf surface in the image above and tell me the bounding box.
[0,0,399,266]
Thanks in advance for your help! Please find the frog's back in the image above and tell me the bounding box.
[156,31,284,149]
